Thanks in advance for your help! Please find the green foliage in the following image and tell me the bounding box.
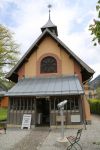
[89,0,100,46]
[0,24,20,80]
[88,99,100,114]
[0,108,7,121]
[0,78,15,90]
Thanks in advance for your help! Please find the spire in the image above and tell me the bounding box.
[41,4,58,36]
[48,4,52,20]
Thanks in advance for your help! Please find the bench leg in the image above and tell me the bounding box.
[75,142,82,150]
[4,128,6,134]
[67,142,77,150]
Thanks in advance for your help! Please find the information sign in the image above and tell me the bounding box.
[71,115,80,122]
[21,114,31,130]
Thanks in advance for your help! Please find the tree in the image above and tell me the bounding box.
[0,78,15,90]
[89,0,100,46]
[0,24,20,80]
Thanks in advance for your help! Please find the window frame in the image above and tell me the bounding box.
[40,56,57,74]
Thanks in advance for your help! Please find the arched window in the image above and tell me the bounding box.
[40,56,57,73]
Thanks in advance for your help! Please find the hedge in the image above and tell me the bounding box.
[0,108,7,121]
[88,99,100,114]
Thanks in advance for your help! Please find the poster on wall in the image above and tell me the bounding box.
[21,114,31,130]
[71,115,80,122]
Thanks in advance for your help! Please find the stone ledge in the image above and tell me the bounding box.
[51,124,84,129]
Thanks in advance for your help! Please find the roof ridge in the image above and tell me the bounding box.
[6,29,94,82]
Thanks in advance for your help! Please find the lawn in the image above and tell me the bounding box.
[0,108,7,121]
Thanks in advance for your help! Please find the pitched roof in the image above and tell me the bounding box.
[41,18,57,28]
[6,75,84,96]
[6,29,94,82]
[41,18,58,36]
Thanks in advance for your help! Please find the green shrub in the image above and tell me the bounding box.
[0,108,7,121]
[88,99,100,114]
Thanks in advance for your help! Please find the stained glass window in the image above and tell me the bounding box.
[40,56,57,73]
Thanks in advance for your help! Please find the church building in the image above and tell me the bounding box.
[6,11,94,127]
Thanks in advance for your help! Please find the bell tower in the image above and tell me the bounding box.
[41,4,58,36]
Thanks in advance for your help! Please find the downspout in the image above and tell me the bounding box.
[81,95,87,130]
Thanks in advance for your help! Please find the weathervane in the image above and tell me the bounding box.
[48,4,52,19]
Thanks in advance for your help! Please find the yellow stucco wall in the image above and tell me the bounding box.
[61,48,74,75]
[24,36,74,77]
[25,51,37,77]
[37,36,61,59]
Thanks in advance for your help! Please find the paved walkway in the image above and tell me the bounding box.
[39,115,100,150]
[11,128,49,150]
[0,115,100,150]
[0,128,29,150]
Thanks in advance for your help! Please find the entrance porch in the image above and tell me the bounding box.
[8,95,84,127]
[6,76,86,127]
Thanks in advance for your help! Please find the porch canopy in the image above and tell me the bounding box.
[6,75,84,96]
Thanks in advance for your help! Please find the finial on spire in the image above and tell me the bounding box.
[41,4,58,36]
[48,4,52,20]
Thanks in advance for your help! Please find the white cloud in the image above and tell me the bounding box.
[0,0,99,79]
[9,0,80,53]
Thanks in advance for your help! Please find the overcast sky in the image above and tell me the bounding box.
[0,0,100,79]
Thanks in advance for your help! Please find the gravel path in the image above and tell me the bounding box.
[0,127,49,150]
[39,115,100,150]
[0,128,29,150]
[0,115,100,150]
[81,115,100,150]
[11,128,49,150]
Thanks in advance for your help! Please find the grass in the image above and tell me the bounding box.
[0,108,7,121]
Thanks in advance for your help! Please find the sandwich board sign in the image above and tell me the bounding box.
[21,114,31,129]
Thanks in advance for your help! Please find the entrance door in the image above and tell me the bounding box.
[36,99,50,126]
